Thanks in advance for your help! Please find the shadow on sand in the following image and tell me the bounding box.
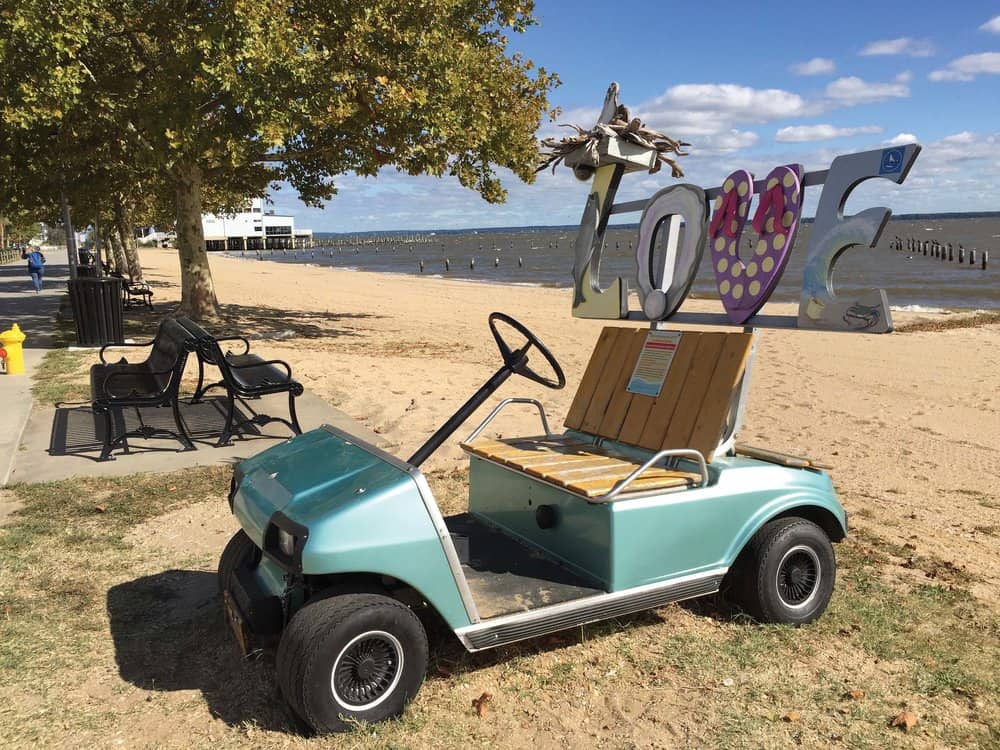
[140,300,380,342]
[106,570,297,732]
[106,569,707,735]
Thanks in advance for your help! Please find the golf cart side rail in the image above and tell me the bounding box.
[463,397,553,444]
[594,448,709,502]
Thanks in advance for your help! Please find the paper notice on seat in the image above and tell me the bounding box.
[627,331,682,397]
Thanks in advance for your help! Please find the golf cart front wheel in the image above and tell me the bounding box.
[276,593,428,733]
[734,517,835,625]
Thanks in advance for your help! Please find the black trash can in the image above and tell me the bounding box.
[67,277,124,346]
[77,265,98,278]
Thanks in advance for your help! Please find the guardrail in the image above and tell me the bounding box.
[0,248,20,265]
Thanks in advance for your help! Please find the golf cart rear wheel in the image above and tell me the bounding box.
[218,530,260,595]
[734,518,835,625]
[276,593,428,734]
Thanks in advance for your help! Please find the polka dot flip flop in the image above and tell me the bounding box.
[709,164,803,324]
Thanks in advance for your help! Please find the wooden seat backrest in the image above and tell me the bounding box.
[563,327,753,462]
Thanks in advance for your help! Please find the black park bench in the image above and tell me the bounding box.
[108,269,154,310]
[176,317,304,446]
[90,318,197,460]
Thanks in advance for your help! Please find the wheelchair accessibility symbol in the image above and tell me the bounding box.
[880,147,905,175]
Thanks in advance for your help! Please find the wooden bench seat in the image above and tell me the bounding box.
[462,326,755,499]
[461,436,702,498]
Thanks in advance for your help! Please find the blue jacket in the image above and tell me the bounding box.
[25,251,45,271]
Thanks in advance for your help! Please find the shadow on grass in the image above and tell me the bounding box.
[107,570,297,733]
[422,605,671,682]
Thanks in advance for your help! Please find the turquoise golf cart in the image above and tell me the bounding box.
[219,313,846,733]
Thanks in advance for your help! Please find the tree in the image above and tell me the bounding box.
[0,0,557,320]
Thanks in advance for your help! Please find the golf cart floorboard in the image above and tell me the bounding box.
[445,513,604,619]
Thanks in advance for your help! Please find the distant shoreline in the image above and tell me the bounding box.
[311,211,1000,239]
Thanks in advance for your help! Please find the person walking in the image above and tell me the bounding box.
[21,247,46,292]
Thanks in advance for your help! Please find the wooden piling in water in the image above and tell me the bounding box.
[983,251,989,270]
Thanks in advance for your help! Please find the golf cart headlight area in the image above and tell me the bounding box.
[264,512,309,572]
[278,529,296,558]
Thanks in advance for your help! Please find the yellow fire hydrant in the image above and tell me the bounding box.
[0,324,26,375]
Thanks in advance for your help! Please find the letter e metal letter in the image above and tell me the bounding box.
[798,145,921,332]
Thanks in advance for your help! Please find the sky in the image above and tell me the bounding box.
[269,0,1000,233]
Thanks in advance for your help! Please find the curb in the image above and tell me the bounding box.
[1,395,33,487]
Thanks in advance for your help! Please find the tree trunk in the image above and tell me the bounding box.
[114,196,144,282]
[0,213,6,250]
[108,228,128,274]
[173,161,219,320]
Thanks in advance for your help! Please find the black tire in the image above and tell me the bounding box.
[218,530,260,596]
[730,517,835,625]
[276,593,428,734]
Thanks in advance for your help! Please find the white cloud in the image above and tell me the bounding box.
[824,76,910,105]
[895,70,913,83]
[775,124,883,142]
[690,129,760,154]
[980,15,1000,33]
[641,83,812,139]
[929,52,1000,82]
[885,132,918,146]
[790,57,836,75]
[860,37,935,57]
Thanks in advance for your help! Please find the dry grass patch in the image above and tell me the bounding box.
[31,347,92,405]
[0,467,996,748]
[895,312,1000,333]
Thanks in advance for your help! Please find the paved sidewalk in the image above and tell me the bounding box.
[0,256,382,486]
[0,258,67,485]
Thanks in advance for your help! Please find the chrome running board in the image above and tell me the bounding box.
[455,568,726,651]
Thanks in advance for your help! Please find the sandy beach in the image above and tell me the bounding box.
[137,247,1000,606]
[1,247,997,748]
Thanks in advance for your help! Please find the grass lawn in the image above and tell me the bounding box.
[0,466,996,749]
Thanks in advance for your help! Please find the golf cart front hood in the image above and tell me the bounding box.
[232,426,414,544]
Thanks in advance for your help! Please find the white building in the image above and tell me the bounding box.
[202,198,313,251]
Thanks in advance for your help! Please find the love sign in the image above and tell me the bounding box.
[562,86,921,332]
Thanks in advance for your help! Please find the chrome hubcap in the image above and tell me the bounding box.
[330,631,404,711]
[776,544,821,609]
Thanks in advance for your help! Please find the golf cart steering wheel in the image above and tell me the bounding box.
[488,312,566,390]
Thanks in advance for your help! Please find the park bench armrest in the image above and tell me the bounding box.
[215,335,251,356]
[99,339,155,365]
[228,357,294,380]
